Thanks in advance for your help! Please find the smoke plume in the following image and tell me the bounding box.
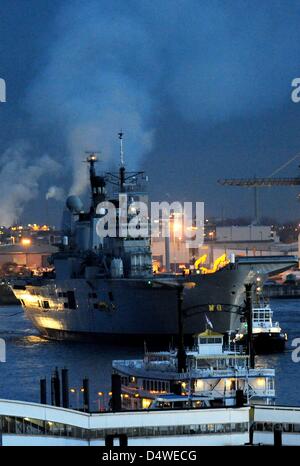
[46,186,65,201]
[0,142,62,226]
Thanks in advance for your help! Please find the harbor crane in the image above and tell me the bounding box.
[218,153,300,224]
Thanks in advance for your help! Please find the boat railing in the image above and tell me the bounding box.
[248,388,276,398]
[192,367,275,378]
[113,360,144,369]
[223,344,245,354]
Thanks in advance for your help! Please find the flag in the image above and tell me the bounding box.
[205,314,213,329]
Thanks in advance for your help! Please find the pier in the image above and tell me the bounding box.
[1,399,300,446]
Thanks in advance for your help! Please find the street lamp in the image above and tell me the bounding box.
[69,388,80,410]
[96,391,104,411]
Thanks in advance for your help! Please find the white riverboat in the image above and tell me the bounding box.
[112,329,275,410]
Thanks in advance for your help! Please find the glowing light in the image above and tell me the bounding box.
[21,238,31,246]
[225,379,234,389]
[142,398,152,409]
[197,380,204,390]
[257,378,265,387]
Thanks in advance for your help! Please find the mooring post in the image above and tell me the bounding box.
[245,283,255,369]
[177,284,187,373]
[40,378,47,405]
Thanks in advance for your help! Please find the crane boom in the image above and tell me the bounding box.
[218,177,300,187]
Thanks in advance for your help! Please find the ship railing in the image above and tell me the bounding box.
[223,344,245,354]
[145,364,177,372]
[113,360,144,369]
[253,322,280,328]
[248,388,276,398]
[113,359,177,372]
[248,368,275,376]
[192,368,275,378]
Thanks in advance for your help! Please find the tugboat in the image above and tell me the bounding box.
[112,328,275,410]
[234,297,287,353]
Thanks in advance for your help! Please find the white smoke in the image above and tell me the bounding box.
[0,142,62,226]
[46,185,65,201]
[26,1,155,196]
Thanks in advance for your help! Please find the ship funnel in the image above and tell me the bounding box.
[66,195,83,213]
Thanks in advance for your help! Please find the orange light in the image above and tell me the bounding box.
[21,238,31,246]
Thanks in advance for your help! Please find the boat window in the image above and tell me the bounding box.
[43,301,50,309]
[67,291,76,310]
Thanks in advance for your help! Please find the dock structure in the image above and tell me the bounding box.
[0,399,300,446]
[0,399,249,446]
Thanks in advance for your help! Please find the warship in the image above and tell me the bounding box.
[10,134,297,341]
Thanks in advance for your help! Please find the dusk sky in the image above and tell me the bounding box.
[1,0,300,226]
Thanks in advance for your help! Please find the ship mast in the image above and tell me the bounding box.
[119,131,125,193]
[105,133,145,195]
[85,152,105,214]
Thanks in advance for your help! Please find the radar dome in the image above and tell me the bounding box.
[66,195,83,213]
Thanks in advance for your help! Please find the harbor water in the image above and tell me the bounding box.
[0,299,299,410]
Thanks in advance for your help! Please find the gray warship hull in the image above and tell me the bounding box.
[11,256,296,341]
